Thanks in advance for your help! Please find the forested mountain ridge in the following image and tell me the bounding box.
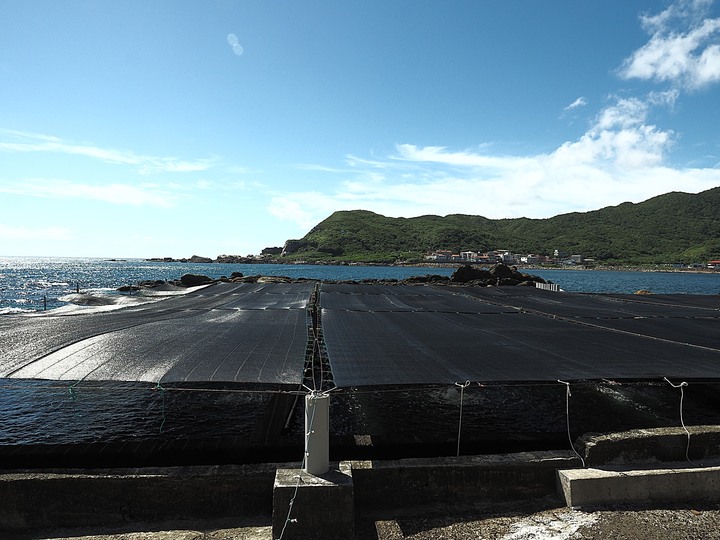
[280,187,720,264]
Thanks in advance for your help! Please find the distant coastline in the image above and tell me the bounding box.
[145,256,720,275]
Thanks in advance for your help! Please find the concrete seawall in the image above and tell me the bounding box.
[3,426,720,533]
[1,452,576,533]
[0,463,283,531]
[350,451,578,513]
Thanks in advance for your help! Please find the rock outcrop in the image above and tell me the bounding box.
[188,255,213,263]
[180,273,215,286]
[281,240,303,256]
[450,264,547,286]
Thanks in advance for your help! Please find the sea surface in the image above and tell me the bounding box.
[1,256,719,314]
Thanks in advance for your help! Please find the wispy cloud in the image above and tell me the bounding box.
[227,33,244,56]
[0,179,175,207]
[293,163,355,174]
[0,130,216,174]
[620,0,720,89]
[564,97,587,110]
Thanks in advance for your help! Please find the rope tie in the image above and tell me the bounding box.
[455,381,471,457]
[154,382,166,434]
[664,377,693,463]
[558,380,586,467]
[68,380,81,401]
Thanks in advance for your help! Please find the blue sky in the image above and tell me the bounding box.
[2,0,720,258]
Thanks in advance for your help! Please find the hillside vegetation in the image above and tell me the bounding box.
[281,187,720,265]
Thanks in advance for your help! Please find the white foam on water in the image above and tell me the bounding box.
[19,283,211,316]
[0,306,34,315]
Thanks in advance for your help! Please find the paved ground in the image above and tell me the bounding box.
[22,499,720,539]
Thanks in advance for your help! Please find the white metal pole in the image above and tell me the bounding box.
[304,393,329,475]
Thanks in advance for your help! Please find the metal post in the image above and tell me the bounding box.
[304,393,329,476]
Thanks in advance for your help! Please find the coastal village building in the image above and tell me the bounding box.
[425,249,580,266]
[424,250,455,262]
[519,254,541,265]
[426,250,503,263]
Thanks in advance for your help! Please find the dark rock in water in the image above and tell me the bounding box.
[489,263,516,279]
[519,271,546,284]
[216,254,253,263]
[118,280,166,292]
[230,272,244,279]
[232,274,262,283]
[450,265,493,283]
[139,279,167,288]
[188,255,213,263]
[117,285,141,292]
[404,274,450,284]
[180,273,215,286]
[451,264,546,286]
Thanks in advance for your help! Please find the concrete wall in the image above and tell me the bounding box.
[351,451,579,513]
[579,425,720,466]
[0,452,579,532]
[0,463,285,531]
[5,426,719,533]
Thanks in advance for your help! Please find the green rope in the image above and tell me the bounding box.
[68,380,81,401]
[155,382,167,434]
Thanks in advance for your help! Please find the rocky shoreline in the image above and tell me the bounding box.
[120,264,549,292]
[145,255,719,275]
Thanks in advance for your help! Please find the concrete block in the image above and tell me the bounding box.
[351,451,580,512]
[272,462,354,540]
[0,464,280,532]
[578,426,720,466]
[558,464,720,507]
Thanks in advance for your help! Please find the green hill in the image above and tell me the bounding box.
[281,187,720,265]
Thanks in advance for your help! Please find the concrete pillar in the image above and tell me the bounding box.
[272,463,354,540]
[304,393,329,476]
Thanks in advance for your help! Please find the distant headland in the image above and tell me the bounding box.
[147,187,720,270]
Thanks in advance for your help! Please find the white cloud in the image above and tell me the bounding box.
[0,130,216,174]
[565,97,587,110]
[268,92,719,231]
[227,33,244,56]
[0,179,175,207]
[620,1,720,89]
[269,5,720,230]
[266,2,720,234]
[394,144,536,172]
[269,195,327,230]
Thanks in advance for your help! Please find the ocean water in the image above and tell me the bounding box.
[531,268,720,296]
[1,256,719,315]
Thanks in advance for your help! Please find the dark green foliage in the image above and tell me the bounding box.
[284,188,720,264]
